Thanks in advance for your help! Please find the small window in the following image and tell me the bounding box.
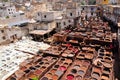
[8,9,10,11]
[1,30,4,33]
[38,13,40,16]
[97,7,100,10]
[2,36,6,40]
[91,8,94,10]
[68,20,71,23]
[15,34,17,37]
[63,22,66,25]
[82,8,84,10]
[44,15,47,18]
[70,13,72,16]
[91,12,93,15]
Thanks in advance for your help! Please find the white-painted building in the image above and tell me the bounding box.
[0,27,22,45]
[6,6,17,17]
[0,15,29,27]
[66,8,81,18]
[0,28,8,44]
[56,17,74,30]
[80,5,97,18]
[35,11,63,22]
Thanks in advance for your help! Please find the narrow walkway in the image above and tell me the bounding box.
[102,16,120,79]
[114,49,120,79]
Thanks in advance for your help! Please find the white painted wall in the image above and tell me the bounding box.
[6,6,17,17]
[41,12,54,21]
[0,29,8,43]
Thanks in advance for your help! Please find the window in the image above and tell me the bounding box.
[2,36,6,40]
[78,12,79,15]
[38,13,40,16]
[68,20,71,23]
[14,34,17,38]
[82,8,84,10]
[97,7,100,10]
[1,30,4,33]
[91,12,93,15]
[44,15,47,18]
[63,22,66,25]
[91,8,94,11]
[70,13,72,16]
[8,9,10,11]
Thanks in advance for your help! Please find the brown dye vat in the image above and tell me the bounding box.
[52,75,59,80]
[61,58,65,61]
[20,66,27,71]
[62,53,68,57]
[104,57,112,63]
[58,61,63,64]
[92,72,100,79]
[91,67,101,79]
[27,72,36,79]
[45,63,50,66]
[101,73,109,80]
[35,65,41,68]
[75,75,82,80]
[97,56,103,59]
[43,59,48,62]
[39,62,44,65]
[46,73,53,79]
[85,53,93,59]
[73,65,80,69]
[26,64,33,68]
[50,69,56,73]
[34,69,42,75]
[41,66,46,70]
[52,57,57,61]
[103,67,111,74]
[29,66,36,71]
[102,62,112,68]
[24,69,31,74]
[71,69,77,74]
[64,63,69,67]
[66,59,72,64]
[99,52,104,56]
[54,65,59,68]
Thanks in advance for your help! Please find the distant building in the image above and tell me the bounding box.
[81,5,97,19]
[96,0,109,5]
[0,27,22,45]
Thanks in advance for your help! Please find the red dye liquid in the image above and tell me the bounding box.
[59,66,67,71]
[35,69,41,74]
[67,74,74,80]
